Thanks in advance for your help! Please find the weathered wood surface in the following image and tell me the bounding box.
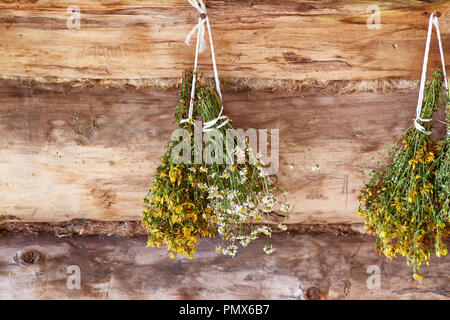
[0,0,449,81]
[0,233,448,299]
[0,80,448,224]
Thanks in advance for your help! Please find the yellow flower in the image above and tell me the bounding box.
[357,208,364,217]
[183,226,194,237]
[171,215,179,224]
[437,247,448,257]
[425,152,434,163]
[174,205,183,215]
[413,273,423,281]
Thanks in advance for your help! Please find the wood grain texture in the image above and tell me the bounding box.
[0,80,448,224]
[0,233,448,299]
[0,0,449,81]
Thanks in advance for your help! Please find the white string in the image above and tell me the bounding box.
[181,0,229,132]
[415,13,448,135]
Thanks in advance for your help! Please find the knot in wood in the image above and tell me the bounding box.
[15,249,41,266]
[306,287,327,300]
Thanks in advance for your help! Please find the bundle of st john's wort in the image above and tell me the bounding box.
[357,70,449,281]
[142,71,289,259]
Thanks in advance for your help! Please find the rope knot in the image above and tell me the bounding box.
[181,0,229,132]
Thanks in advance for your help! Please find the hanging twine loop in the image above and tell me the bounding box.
[180,0,229,132]
[415,13,448,135]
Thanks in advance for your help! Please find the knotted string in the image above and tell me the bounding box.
[181,0,229,132]
[415,13,448,135]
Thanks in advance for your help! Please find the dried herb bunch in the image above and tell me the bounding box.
[358,70,449,281]
[143,71,289,259]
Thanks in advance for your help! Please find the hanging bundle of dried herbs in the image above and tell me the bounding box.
[357,70,449,281]
[142,71,289,259]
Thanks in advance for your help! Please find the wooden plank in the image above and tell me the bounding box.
[1,80,448,224]
[0,0,449,81]
[0,233,448,299]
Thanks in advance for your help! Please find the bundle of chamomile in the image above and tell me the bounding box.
[142,71,290,259]
[358,70,449,281]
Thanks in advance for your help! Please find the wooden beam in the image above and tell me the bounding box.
[0,220,363,238]
[0,80,448,224]
[0,233,448,299]
[0,1,449,81]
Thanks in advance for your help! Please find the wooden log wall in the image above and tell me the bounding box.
[0,1,448,224]
[0,0,449,81]
[0,233,449,299]
[2,81,448,224]
[1,0,449,301]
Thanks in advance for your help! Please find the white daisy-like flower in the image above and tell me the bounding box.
[241,176,248,184]
[235,147,246,163]
[261,226,269,234]
[218,224,226,234]
[239,167,248,176]
[226,245,238,257]
[248,208,258,218]
[208,186,220,199]
[258,169,268,178]
[234,204,246,214]
[289,162,295,170]
[197,183,207,189]
[312,164,320,172]
[227,190,238,201]
[246,201,255,209]
[280,202,290,214]
[263,244,275,254]
[240,237,251,247]
[199,166,208,173]
[278,223,287,231]
[257,225,272,236]
[221,171,229,179]
[208,185,218,193]
[249,230,259,240]
[262,195,275,207]
[188,167,197,172]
